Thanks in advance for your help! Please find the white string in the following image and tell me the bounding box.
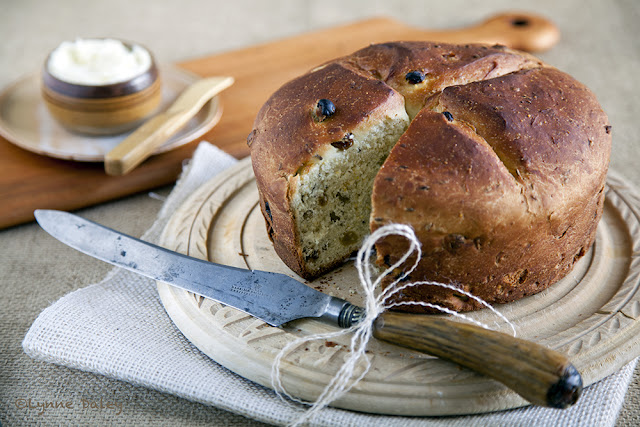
[147,191,167,202]
[271,224,517,426]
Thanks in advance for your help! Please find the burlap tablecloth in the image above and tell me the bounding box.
[1,0,639,425]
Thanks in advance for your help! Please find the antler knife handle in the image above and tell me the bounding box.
[372,311,582,408]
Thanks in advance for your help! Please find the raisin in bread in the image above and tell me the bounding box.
[248,42,611,312]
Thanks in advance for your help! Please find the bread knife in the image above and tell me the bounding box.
[34,209,582,408]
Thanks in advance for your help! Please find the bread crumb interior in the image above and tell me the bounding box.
[291,113,409,275]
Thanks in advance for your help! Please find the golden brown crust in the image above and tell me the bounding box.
[336,42,544,116]
[371,67,611,311]
[249,41,611,311]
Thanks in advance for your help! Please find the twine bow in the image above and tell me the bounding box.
[271,224,516,426]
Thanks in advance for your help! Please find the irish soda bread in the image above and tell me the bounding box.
[248,42,611,312]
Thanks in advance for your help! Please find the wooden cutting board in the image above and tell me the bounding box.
[156,158,640,415]
[0,13,559,229]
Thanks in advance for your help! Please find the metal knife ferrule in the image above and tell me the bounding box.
[319,298,365,328]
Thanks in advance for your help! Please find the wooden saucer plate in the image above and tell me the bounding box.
[157,157,640,416]
[0,66,221,161]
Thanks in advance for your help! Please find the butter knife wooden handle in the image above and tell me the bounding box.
[104,76,234,176]
[104,111,187,175]
[373,311,582,408]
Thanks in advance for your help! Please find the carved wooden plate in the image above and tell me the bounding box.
[157,157,640,416]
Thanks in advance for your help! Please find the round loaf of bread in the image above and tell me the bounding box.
[248,42,611,312]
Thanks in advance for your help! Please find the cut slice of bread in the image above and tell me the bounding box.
[290,112,409,276]
[249,61,409,278]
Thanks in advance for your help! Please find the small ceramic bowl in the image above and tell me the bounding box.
[41,39,161,136]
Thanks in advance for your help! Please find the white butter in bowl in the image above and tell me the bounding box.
[47,38,152,86]
[41,38,161,135]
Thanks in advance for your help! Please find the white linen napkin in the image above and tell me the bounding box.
[23,141,637,426]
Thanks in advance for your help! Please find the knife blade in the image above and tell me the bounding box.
[34,209,582,409]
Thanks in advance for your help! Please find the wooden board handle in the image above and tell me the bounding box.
[373,311,582,408]
[415,12,560,52]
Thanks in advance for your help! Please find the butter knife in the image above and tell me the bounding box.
[104,76,234,176]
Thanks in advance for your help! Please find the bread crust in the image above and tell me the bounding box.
[371,67,611,311]
[249,42,611,311]
[336,42,543,117]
